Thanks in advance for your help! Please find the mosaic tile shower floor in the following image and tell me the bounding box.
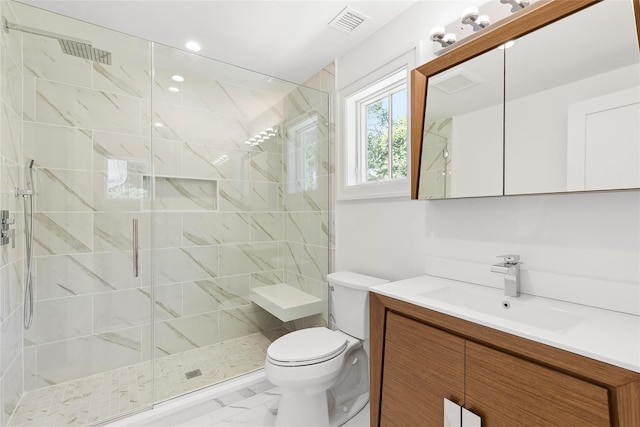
[8,332,278,427]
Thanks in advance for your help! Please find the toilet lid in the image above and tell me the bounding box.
[267,327,348,366]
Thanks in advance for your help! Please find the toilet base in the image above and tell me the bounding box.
[273,346,370,427]
[276,388,329,427]
[328,346,369,426]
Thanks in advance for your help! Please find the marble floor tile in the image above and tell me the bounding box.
[172,388,369,427]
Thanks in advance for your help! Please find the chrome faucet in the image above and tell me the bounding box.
[491,254,521,297]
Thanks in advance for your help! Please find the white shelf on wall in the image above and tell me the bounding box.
[251,284,323,322]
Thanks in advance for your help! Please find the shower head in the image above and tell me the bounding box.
[3,17,112,65]
[58,39,112,65]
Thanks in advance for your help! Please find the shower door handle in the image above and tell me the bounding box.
[132,219,139,277]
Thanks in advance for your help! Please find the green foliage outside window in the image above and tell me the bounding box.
[365,88,407,182]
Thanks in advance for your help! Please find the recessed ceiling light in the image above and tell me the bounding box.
[171,75,185,82]
[185,41,201,52]
[168,86,180,93]
[154,122,164,128]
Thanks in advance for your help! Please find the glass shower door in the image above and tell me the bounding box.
[8,2,156,425]
[150,44,288,402]
[149,43,330,403]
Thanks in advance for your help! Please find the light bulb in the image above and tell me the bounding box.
[461,7,479,24]
[443,33,457,45]
[429,26,445,41]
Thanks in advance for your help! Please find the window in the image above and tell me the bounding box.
[338,49,415,200]
[287,115,320,192]
[360,80,407,183]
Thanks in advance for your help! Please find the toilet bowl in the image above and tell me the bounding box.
[265,328,363,427]
[264,272,389,427]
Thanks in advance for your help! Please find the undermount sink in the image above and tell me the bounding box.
[418,286,584,332]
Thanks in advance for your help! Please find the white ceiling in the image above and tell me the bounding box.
[16,0,419,83]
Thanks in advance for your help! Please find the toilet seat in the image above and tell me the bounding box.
[267,327,348,367]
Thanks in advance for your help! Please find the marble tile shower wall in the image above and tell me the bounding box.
[281,65,332,328]
[17,31,329,400]
[0,1,25,426]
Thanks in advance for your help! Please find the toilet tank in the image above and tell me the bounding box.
[327,272,390,340]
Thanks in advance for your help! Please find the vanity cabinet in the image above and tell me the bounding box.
[380,311,464,425]
[370,293,640,426]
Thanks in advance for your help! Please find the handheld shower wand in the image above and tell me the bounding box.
[20,159,35,329]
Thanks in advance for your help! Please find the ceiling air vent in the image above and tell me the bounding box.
[329,7,368,34]
[430,68,483,94]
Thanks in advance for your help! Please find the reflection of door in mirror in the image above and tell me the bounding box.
[504,0,639,195]
[567,88,639,191]
[419,48,504,199]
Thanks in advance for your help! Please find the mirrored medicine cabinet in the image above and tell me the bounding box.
[411,0,640,200]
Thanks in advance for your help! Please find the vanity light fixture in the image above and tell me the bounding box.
[430,26,456,48]
[171,74,185,82]
[500,0,530,13]
[461,7,490,31]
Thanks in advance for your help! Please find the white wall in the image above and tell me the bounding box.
[334,0,640,314]
[335,198,427,281]
[334,0,487,282]
[334,0,493,281]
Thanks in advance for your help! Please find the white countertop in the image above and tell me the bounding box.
[371,275,640,373]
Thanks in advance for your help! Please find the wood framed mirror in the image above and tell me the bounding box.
[411,0,640,199]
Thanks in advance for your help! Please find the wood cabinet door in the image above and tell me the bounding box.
[380,312,465,426]
[465,341,611,426]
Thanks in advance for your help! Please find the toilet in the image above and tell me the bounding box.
[265,271,390,427]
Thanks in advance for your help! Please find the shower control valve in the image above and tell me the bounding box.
[1,228,15,248]
[1,209,16,248]
[1,210,14,226]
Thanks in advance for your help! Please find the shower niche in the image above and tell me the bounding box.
[143,176,218,211]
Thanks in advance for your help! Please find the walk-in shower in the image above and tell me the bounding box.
[0,2,329,426]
